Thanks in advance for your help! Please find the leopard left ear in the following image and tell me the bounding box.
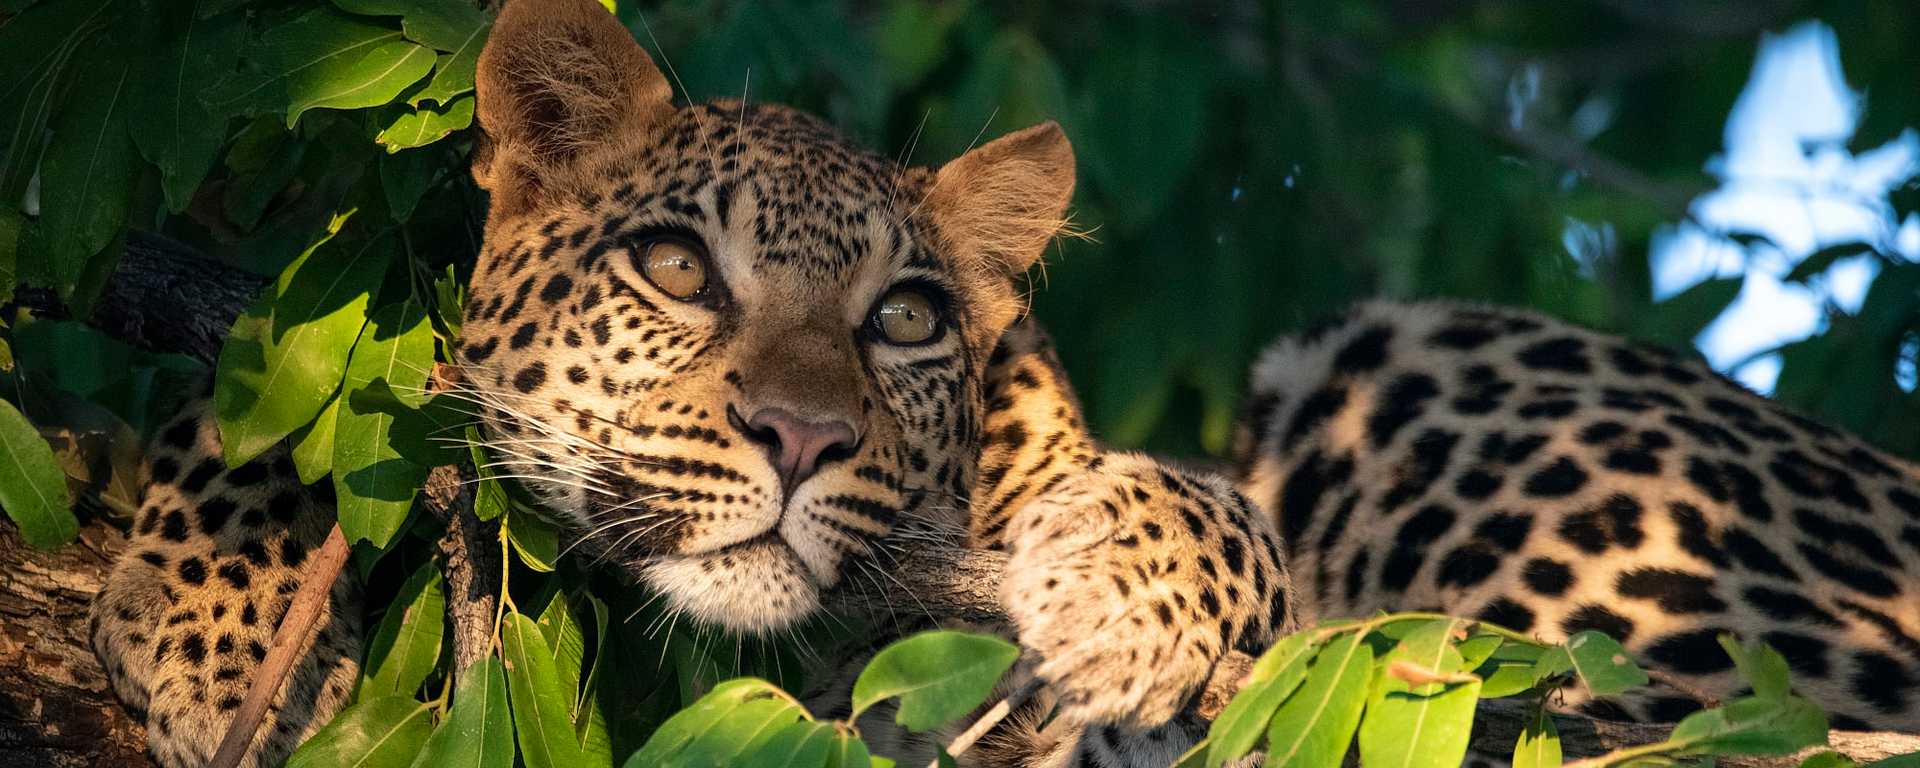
[926,122,1076,277]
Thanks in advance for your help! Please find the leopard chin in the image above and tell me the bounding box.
[641,536,823,632]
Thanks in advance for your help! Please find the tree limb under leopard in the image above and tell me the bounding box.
[15,224,1920,767]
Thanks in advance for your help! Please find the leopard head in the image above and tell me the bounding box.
[461,0,1076,631]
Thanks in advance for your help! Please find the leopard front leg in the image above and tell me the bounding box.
[1000,454,1294,729]
[972,320,1297,735]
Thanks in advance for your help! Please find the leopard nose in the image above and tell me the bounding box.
[737,406,859,494]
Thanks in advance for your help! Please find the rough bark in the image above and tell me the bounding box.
[0,522,150,767]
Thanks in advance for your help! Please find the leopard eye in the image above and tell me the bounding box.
[637,237,709,300]
[872,288,942,346]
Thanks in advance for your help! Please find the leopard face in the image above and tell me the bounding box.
[459,0,1074,632]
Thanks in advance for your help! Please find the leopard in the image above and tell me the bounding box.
[89,0,1289,765]
[85,0,1920,767]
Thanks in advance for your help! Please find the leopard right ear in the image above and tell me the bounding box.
[473,0,673,215]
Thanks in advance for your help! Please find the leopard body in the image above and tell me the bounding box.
[87,1,1920,766]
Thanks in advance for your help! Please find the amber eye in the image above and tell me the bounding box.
[872,288,942,345]
[637,237,709,299]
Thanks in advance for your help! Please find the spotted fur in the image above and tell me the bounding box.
[1237,300,1920,731]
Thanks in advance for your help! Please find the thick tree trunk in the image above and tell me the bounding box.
[0,521,151,767]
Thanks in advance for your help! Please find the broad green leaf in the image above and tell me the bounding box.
[1359,620,1480,768]
[627,678,801,767]
[1264,632,1374,768]
[1512,704,1562,768]
[286,695,432,768]
[1455,633,1504,671]
[409,657,513,768]
[1718,634,1791,700]
[1480,660,1544,699]
[576,595,612,753]
[26,44,135,300]
[361,560,444,699]
[674,698,808,766]
[203,8,434,127]
[538,593,589,702]
[0,399,77,549]
[1866,753,1920,768]
[1669,695,1828,756]
[503,611,591,768]
[222,127,307,232]
[507,505,559,571]
[739,720,835,768]
[290,396,340,483]
[331,0,489,52]
[333,299,434,549]
[411,23,490,107]
[214,212,381,465]
[1801,752,1859,768]
[1564,631,1648,697]
[0,0,114,200]
[130,2,243,211]
[376,95,473,152]
[1531,645,1574,685]
[850,630,1019,731]
[821,731,873,768]
[1208,632,1318,766]
[380,147,438,222]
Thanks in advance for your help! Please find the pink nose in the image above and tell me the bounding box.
[741,407,858,493]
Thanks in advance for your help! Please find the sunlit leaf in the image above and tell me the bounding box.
[503,611,592,768]
[376,95,473,152]
[0,399,77,549]
[626,678,806,767]
[332,299,433,549]
[1207,631,1318,766]
[1511,704,1562,768]
[1358,619,1480,768]
[1564,631,1648,697]
[1669,694,1828,756]
[203,7,434,127]
[361,560,444,699]
[850,630,1019,731]
[286,695,432,768]
[409,657,513,768]
[1263,632,1373,768]
[1718,634,1791,701]
[215,211,382,466]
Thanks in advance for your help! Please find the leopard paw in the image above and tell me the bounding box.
[999,454,1290,730]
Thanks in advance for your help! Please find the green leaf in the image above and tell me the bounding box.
[331,0,490,52]
[129,2,243,212]
[0,0,114,201]
[409,657,513,768]
[1865,753,1920,768]
[203,7,435,128]
[821,732,873,768]
[361,560,444,699]
[1511,704,1562,768]
[1072,15,1212,228]
[290,396,340,483]
[626,678,805,767]
[410,24,489,107]
[503,611,592,768]
[1358,620,1480,768]
[1207,632,1318,766]
[214,211,383,466]
[1800,752,1859,768]
[506,504,560,571]
[379,147,438,222]
[286,695,432,768]
[1669,695,1828,756]
[673,698,809,766]
[376,95,473,152]
[1564,631,1648,697]
[1264,632,1373,768]
[849,630,1019,731]
[332,299,434,549]
[739,720,835,767]
[0,399,77,549]
[26,43,136,300]
[1718,634,1791,701]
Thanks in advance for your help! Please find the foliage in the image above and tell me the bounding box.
[2,0,1920,765]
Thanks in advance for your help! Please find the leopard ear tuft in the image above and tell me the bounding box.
[474,0,673,214]
[926,121,1077,278]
